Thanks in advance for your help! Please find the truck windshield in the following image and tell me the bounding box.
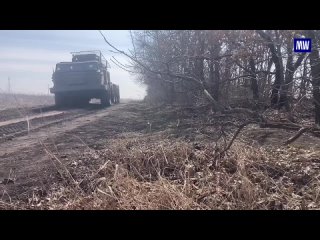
[55,62,99,72]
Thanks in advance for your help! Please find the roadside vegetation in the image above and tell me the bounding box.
[2,30,320,209]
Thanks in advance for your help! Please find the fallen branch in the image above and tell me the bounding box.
[260,122,301,130]
[260,121,320,139]
[284,127,310,145]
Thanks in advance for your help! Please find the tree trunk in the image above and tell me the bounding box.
[282,41,294,111]
[249,57,259,100]
[223,54,232,104]
[299,58,308,98]
[283,38,306,111]
[209,44,221,101]
[257,30,285,109]
[195,31,205,82]
[306,30,320,125]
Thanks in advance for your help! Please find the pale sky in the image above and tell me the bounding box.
[0,30,146,99]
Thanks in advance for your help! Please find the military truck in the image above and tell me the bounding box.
[50,50,120,107]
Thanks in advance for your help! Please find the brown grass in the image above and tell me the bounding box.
[26,131,320,210]
[2,101,320,210]
[0,92,53,110]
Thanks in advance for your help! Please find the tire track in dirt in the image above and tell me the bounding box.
[0,105,112,143]
[0,102,131,202]
[0,104,126,156]
[0,105,56,122]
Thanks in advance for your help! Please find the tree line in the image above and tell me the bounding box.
[103,30,320,124]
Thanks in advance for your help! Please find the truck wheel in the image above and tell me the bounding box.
[101,94,111,107]
[55,94,64,107]
[110,93,114,104]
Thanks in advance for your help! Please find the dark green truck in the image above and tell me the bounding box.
[50,50,120,107]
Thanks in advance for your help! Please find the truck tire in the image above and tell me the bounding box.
[101,93,111,107]
[110,91,114,104]
[117,89,120,104]
[116,94,120,104]
[55,94,64,107]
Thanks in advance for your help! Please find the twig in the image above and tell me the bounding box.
[97,188,119,201]
[215,121,256,159]
[160,145,168,164]
[92,160,110,178]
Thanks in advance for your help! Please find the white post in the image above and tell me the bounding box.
[8,77,11,93]
[26,115,30,134]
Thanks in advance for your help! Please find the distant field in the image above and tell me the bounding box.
[0,93,54,110]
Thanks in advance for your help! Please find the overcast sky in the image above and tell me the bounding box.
[0,30,146,99]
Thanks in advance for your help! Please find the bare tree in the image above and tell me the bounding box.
[99,30,320,123]
[306,30,320,125]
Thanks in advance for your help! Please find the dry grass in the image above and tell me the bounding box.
[2,101,320,210]
[0,92,53,110]
[24,131,320,210]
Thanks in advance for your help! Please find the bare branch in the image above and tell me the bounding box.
[215,121,257,159]
[284,127,310,145]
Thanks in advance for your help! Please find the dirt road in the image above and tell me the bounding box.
[0,102,138,204]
